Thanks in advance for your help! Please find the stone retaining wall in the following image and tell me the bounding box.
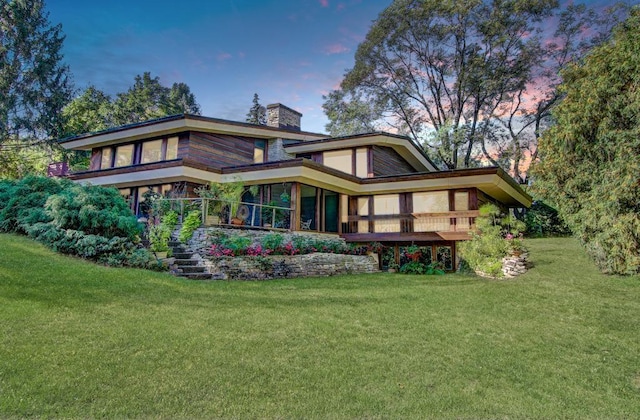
[203,253,379,280]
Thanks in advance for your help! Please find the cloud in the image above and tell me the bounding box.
[323,43,349,55]
[217,52,232,62]
[319,0,329,7]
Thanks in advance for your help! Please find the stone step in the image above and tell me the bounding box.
[173,252,193,259]
[179,265,206,274]
[178,273,212,280]
[173,259,199,266]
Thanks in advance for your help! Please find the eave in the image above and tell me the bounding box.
[58,114,327,151]
[68,159,531,208]
[283,132,439,172]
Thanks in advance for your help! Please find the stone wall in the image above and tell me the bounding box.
[267,103,302,131]
[267,138,296,162]
[184,227,378,280]
[203,253,379,280]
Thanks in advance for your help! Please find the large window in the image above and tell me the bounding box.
[413,191,450,232]
[99,137,180,169]
[373,194,400,233]
[101,148,113,169]
[166,137,178,160]
[114,144,134,167]
[141,139,163,164]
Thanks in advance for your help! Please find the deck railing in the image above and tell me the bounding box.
[342,210,479,234]
[155,198,293,230]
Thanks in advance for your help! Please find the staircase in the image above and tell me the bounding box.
[168,240,211,280]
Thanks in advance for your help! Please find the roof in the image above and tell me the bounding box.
[284,132,439,172]
[58,114,327,150]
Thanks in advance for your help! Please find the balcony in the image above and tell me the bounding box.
[341,210,479,242]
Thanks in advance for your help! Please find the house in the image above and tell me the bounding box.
[59,103,531,270]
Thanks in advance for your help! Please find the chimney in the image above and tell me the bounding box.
[266,103,302,131]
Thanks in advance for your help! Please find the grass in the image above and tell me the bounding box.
[1,234,639,418]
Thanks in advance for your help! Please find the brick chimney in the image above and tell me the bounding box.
[266,103,302,131]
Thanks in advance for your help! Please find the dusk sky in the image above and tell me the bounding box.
[47,0,393,134]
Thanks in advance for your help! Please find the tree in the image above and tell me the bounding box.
[165,82,201,115]
[322,89,382,136]
[532,8,640,275]
[324,0,627,175]
[60,86,112,137]
[0,0,73,178]
[245,93,266,125]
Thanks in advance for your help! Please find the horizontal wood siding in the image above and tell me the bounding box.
[185,132,255,169]
[372,146,415,176]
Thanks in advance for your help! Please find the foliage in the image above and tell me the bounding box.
[524,200,571,237]
[148,225,171,253]
[0,176,68,233]
[45,183,141,240]
[179,211,202,243]
[161,210,179,231]
[246,93,266,125]
[532,8,640,275]
[325,0,628,177]
[62,73,201,139]
[112,72,200,125]
[0,176,155,268]
[458,204,526,277]
[0,0,74,178]
[207,230,370,258]
[399,261,445,275]
[196,179,259,221]
[322,89,382,136]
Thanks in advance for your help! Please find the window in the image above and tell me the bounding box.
[254,140,266,164]
[166,137,178,160]
[357,197,369,233]
[413,191,450,232]
[373,194,400,233]
[114,144,134,167]
[141,139,163,164]
[101,148,113,169]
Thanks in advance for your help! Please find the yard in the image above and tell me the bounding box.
[1,234,639,418]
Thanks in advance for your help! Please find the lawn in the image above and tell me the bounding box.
[1,234,639,418]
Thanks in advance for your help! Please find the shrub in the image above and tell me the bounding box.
[0,176,68,233]
[524,200,571,237]
[179,210,202,243]
[45,183,141,240]
[458,204,527,278]
[399,261,445,275]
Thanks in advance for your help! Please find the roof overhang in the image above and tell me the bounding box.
[284,133,439,172]
[59,114,327,151]
[69,159,531,208]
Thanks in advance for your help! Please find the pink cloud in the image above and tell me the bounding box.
[217,52,232,62]
[238,51,246,59]
[337,3,346,11]
[319,0,329,7]
[323,43,349,55]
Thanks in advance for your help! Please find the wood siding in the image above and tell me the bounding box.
[372,146,415,176]
[183,132,255,169]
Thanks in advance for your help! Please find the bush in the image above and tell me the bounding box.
[458,204,526,278]
[179,210,202,243]
[45,183,141,240]
[525,201,570,237]
[399,261,445,275]
[0,176,69,233]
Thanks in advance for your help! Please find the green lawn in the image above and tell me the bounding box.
[1,234,639,418]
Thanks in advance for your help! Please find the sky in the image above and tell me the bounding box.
[46,0,393,134]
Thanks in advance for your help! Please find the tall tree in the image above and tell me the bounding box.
[245,93,266,125]
[0,0,73,178]
[322,89,382,136]
[324,0,626,175]
[532,7,640,275]
[166,82,201,115]
[60,86,112,137]
[327,0,557,170]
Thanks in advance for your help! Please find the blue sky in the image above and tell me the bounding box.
[47,0,392,134]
